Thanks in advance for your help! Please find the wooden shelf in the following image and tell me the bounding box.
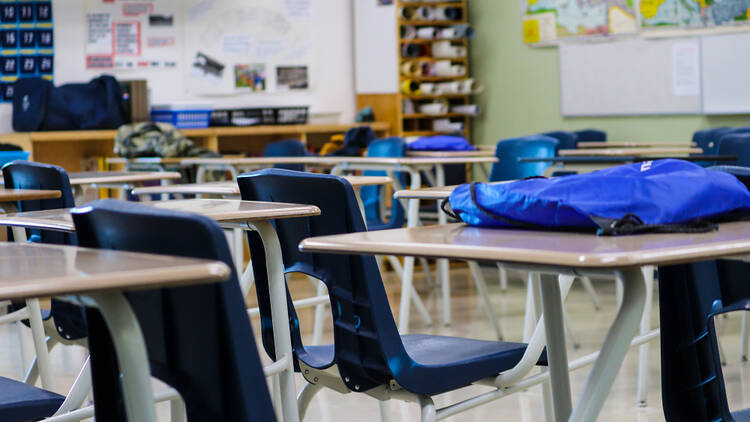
[402,130,466,137]
[399,75,466,81]
[403,93,470,99]
[399,20,464,26]
[398,2,465,7]
[403,113,475,119]
[400,38,468,44]
[399,57,467,63]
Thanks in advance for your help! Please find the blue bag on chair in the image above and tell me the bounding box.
[447,159,750,235]
[408,135,476,151]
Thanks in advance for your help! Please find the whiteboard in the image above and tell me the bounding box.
[559,38,702,116]
[701,33,750,114]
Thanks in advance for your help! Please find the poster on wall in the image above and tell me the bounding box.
[0,0,54,103]
[85,0,179,71]
[182,0,313,95]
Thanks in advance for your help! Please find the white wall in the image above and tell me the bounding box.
[0,0,356,132]
[353,0,397,94]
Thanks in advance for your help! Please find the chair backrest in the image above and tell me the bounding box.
[717,133,750,167]
[71,200,275,422]
[328,126,376,156]
[541,130,578,150]
[2,160,76,245]
[263,139,306,171]
[572,129,606,143]
[2,160,86,340]
[489,135,559,182]
[361,137,406,229]
[237,169,409,393]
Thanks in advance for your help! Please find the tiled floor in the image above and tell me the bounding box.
[2,266,750,421]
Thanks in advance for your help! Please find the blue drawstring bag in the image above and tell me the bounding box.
[408,135,476,151]
[446,159,750,235]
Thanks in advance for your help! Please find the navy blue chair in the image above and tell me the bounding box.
[489,135,558,182]
[717,133,750,167]
[2,161,87,343]
[360,137,407,230]
[0,376,65,421]
[263,139,307,171]
[660,166,750,421]
[541,130,578,150]
[70,200,276,422]
[572,129,606,143]
[2,161,76,245]
[237,169,544,418]
[328,126,376,156]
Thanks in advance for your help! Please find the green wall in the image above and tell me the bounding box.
[469,0,750,147]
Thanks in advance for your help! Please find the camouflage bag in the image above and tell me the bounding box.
[114,122,217,158]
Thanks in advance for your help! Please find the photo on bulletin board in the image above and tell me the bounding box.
[235,64,266,91]
[276,66,308,90]
[0,0,54,103]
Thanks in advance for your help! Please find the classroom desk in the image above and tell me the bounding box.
[68,171,181,185]
[0,188,64,386]
[130,175,393,197]
[0,241,230,422]
[558,147,703,157]
[405,149,495,158]
[521,155,737,177]
[577,141,698,148]
[0,199,319,422]
[299,222,750,422]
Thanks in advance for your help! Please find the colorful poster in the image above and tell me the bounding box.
[85,0,178,71]
[235,63,266,91]
[641,0,750,32]
[0,0,54,103]
[522,0,637,45]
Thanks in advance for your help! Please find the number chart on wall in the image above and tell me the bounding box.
[0,0,53,103]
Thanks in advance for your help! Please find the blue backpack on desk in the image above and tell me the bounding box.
[408,135,476,151]
[447,159,750,235]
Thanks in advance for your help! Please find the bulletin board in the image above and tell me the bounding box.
[85,0,179,71]
[0,0,54,103]
[181,0,313,95]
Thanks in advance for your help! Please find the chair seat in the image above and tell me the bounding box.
[301,334,546,394]
[733,408,750,421]
[0,376,65,421]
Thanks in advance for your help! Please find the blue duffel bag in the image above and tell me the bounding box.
[446,159,750,235]
[408,135,476,151]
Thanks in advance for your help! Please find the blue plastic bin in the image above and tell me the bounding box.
[151,109,212,129]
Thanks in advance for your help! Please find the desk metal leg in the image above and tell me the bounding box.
[248,221,300,422]
[569,267,646,422]
[539,273,572,422]
[85,291,157,422]
[434,164,451,326]
[636,266,654,407]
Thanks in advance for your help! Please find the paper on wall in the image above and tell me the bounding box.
[672,42,700,97]
[182,0,313,95]
[85,0,179,71]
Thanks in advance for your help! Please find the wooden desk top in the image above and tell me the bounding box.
[0,188,61,202]
[300,222,750,269]
[394,180,515,200]
[181,156,498,166]
[405,150,495,158]
[0,242,230,301]
[577,142,698,148]
[559,147,703,157]
[131,176,391,196]
[17,122,392,143]
[0,199,321,232]
[69,171,182,185]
